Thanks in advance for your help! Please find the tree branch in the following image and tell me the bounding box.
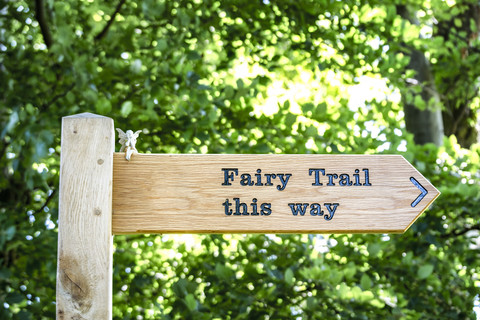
[94,0,127,41]
[34,189,57,216]
[40,83,75,112]
[449,97,473,136]
[441,223,480,238]
[34,0,53,48]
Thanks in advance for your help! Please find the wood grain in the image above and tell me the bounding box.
[57,113,114,319]
[112,153,440,234]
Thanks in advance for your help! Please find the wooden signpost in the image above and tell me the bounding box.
[56,113,440,318]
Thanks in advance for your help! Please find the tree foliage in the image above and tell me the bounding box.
[1,0,480,319]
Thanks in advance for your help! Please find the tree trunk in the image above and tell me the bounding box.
[403,49,444,146]
[397,5,445,146]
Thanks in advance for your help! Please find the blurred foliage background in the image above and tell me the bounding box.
[1,0,480,318]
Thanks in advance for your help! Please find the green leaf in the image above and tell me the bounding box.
[344,263,357,280]
[1,111,18,139]
[224,85,234,99]
[414,95,426,110]
[215,263,233,280]
[25,103,35,115]
[301,102,314,113]
[315,102,327,116]
[360,274,372,290]
[5,226,15,241]
[142,0,165,18]
[172,278,188,297]
[306,296,316,310]
[285,113,297,127]
[130,59,142,73]
[454,18,462,28]
[367,243,381,257]
[6,292,24,304]
[185,293,197,311]
[17,310,32,320]
[329,270,343,285]
[156,39,168,51]
[208,107,218,123]
[305,125,318,137]
[285,268,294,286]
[417,264,434,279]
[470,18,478,33]
[95,97,112,114]
[121,101,133,117]
[338,283,350,299]
[0,268,12,280]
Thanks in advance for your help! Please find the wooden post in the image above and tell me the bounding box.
[56,113,114,319]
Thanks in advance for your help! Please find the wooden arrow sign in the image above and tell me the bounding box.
[57,114,441,319]
[112,153,440,234]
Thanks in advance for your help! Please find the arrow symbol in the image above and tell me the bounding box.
[410,177,428,208]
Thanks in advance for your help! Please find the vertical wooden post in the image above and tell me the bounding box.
[56,113,114,319]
